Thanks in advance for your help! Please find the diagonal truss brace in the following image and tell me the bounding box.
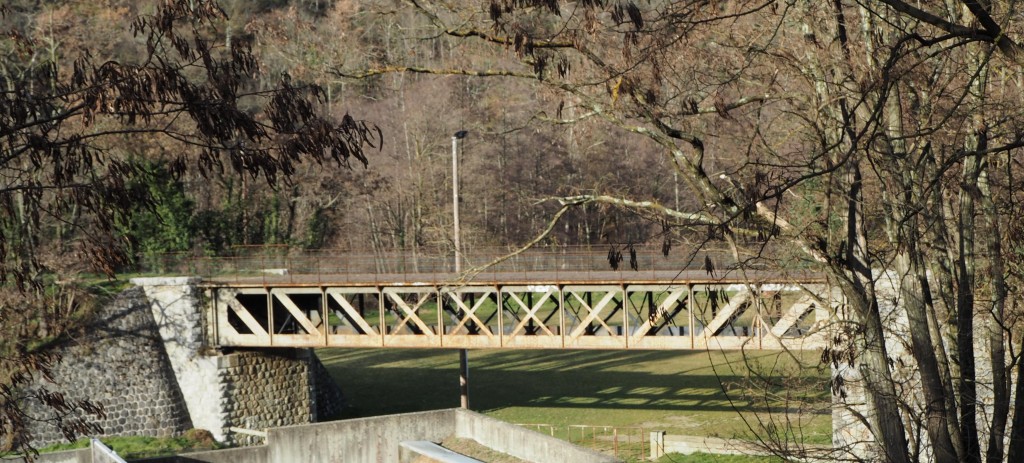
[565,289,621,339]
[443,287,497,338]
[504,287,558,337]
[384,290,436,336]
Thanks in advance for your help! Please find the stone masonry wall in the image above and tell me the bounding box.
[24,279,345,449]
[24,287,193,447]
[309,354,346,420]
[219,350,310,445]
[218,349,346,446]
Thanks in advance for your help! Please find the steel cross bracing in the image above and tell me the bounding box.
[206,278,836,351]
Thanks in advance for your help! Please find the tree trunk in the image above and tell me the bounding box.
[842,161,910,463]
[894,247,959,463]
[1006,315,1024,460]
[980,163,1008,463]
[957,152,982,463]
[923,149,965,457]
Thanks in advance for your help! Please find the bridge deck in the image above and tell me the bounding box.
[205,272,834,351]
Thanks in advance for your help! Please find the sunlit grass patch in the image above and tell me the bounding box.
[318,348,832,451]
[37,430,218,460]
[654,452,784,463]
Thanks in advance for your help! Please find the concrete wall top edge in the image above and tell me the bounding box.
[266,408,459,434]
[130,277,202,286]
[130,445,270,463]
[3,448,90,463]
[454,409,623,463]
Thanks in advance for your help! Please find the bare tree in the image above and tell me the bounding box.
[0,0,379,457]
[336,1,1024,461]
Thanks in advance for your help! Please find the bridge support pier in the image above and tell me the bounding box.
[460,349,469,409]
[826,271,1004,462]
[133,277,344,444]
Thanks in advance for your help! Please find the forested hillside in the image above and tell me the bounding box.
[2,0,678,270]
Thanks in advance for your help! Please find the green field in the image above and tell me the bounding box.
[318,348,830,461]
[38,431,219,460]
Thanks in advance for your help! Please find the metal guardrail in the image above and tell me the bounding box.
[132,244,811,285]
[569,425,647,461]
[90,438,128,463]
[228,427,268,439]
[514,424,647,460]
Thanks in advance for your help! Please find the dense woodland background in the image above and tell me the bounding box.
[4,0,682,269]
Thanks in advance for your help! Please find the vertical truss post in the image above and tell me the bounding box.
[688,284,695,349]
[377,286,385,346]
[435,288,443,345]
[618,284,626,348]
[755,284,762,349]
[266,289,274,346]
[559,284,565,348]
[460,348,469,409]
[206,289,217,347]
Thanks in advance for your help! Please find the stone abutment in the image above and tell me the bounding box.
[23,277,342,448]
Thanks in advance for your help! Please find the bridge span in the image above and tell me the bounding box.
[204,269,834,351]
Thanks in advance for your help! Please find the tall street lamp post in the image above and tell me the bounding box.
[452,130,469,409]
[452,130,467,273]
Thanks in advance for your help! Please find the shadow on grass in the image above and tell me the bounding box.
[319,348,828,418]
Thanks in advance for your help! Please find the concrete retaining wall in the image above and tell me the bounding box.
[255,409,621,463]
[454,410,619,463]
[267,409,455,463]
[133,446,268,463]
[142,408,620,463]
[4,448,89,463]
[24,409,620,463]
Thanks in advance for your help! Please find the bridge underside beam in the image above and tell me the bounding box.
[209,283,833,351]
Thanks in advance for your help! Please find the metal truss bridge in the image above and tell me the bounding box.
[204,268,834,352]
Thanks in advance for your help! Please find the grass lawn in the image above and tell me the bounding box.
[317,348,831,460]
[654,453,783,463]
[36,430,218,460]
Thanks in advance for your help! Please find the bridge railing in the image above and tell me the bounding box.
[133,244,799,284]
